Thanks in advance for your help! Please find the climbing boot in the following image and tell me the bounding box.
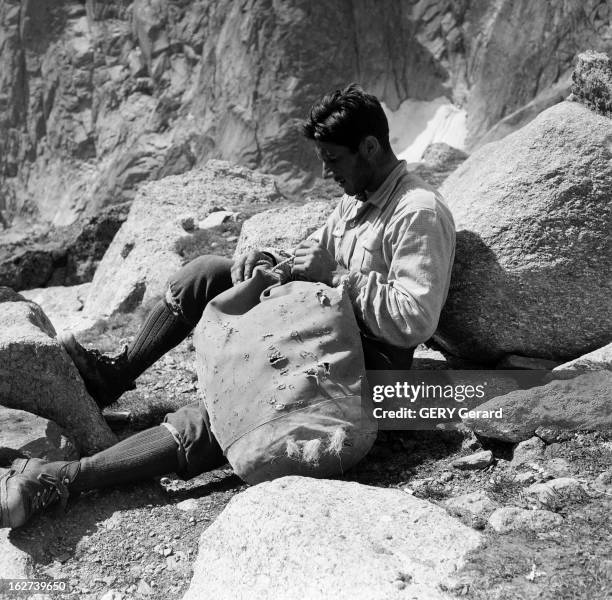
[0,458,78,529]
[59,332,135,407]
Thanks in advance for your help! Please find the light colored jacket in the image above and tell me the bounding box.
[309,160,456,349]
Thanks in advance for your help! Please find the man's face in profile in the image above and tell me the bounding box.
[315,140,372,198]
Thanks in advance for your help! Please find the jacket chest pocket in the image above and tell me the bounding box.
[357,231,384,274]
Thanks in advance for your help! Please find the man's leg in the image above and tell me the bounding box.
[62,255,233,406]
[0,403,224,528]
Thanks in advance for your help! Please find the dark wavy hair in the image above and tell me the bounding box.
[301,83,391,153]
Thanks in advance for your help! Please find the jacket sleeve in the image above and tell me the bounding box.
[344,207,456,348]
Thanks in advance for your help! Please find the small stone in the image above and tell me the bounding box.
[176,498,199,512]
[460,432,481,452]
[438,471,454,483]
[488,506,563,533]
[534,426,574,444]
[99,591,123,600]
[179,216,196,232]
[136,580,153,596]
[226,236,238,243]
[452,450,494,470]
[525,478,583,505]
[163,547,173,557]
[198,211,237,229]
[594,469,612,492]
[543,458,571,477]
[444,490,498,518]
[511,436,545,467]
[514,471,538,485]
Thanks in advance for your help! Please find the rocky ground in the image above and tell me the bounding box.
[3,312,610,600]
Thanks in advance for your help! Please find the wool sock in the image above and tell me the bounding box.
[64,426,180,492]
[125,300,193,380]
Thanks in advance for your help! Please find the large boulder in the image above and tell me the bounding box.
[0,288,116,454]
[570,51,612,117]
[0,406,79,465]
[406,143,468,189]
[20,283,97,335]
[436,101,612,363]
[0,206,126,292]
[554,342,612,372]
[83,161,281,319]
[233,201,332,258]
[183,476,482,600]
[463,370,612,443]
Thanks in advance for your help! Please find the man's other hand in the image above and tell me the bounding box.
[292,240,336,285]
[231,250,275,285]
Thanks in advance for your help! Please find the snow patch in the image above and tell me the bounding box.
[383,97,467,162]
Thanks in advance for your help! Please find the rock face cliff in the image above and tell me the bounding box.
[0,0,610,286]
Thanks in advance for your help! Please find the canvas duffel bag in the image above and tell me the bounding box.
[194,268,377,484]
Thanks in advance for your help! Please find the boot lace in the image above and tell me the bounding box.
[31,473,70,513]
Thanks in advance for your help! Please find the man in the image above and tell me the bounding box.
[0,84,455,528]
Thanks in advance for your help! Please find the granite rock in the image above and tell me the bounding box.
[183,476,482,600]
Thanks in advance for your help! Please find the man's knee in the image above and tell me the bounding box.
[163,402,225,479]
[166,255,233,325]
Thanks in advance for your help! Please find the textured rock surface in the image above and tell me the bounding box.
[444,490,498,519]
[0,406,79,465]
[488,507,563,533]
[20,283,97,335]
[463,371,612,442]
[525,478,584,506]
[452,450,494,470]
[406,143,468,188]
[0,206,126,291]
[510,436,546,467]
[554,342,612,372]
[436,102,612,363]
[570,50,612,116]
[84,161,281,319]
[183,476,482,600]
[0,530,34,578]
[0,287,116,454]
[233,201,332,258]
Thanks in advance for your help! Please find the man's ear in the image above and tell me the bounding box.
[358,135,381,159]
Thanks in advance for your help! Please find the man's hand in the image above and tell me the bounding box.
[231,250,275,285]
[291,239,336,285]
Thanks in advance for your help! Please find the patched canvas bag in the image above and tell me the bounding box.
[194,268,377,484]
